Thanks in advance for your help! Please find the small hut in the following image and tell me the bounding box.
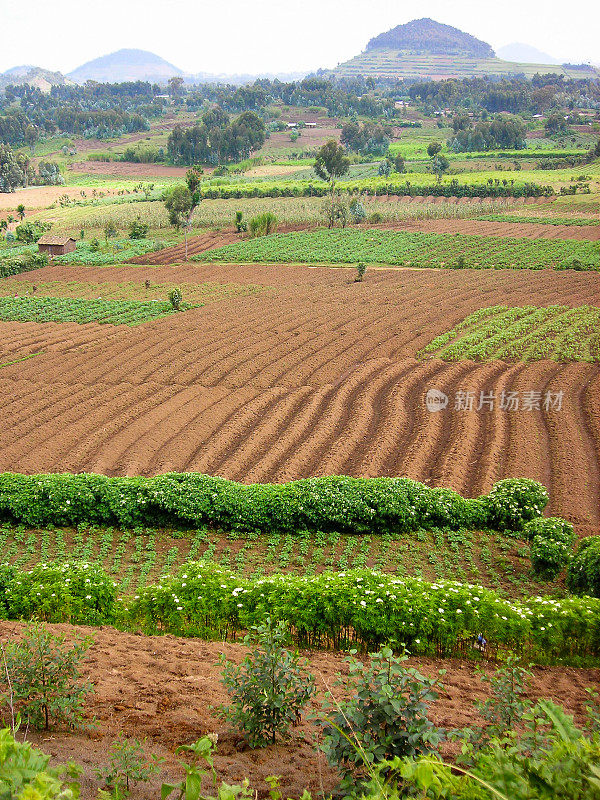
[37,235,77,258]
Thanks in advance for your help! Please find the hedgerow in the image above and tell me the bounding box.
[197,179,554,201]
[0,473,543,534]
[0,559,596,662]
[124,563,600,661]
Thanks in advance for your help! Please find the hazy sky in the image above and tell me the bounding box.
[1,0,598,75]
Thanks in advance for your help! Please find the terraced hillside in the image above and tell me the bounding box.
[330,51,599,80]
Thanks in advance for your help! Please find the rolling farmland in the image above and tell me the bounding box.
[0,261,599,539]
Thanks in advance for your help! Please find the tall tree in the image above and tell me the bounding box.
[314,140,350,199]
[163,169,202,259]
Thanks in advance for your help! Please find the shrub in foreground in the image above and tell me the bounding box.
[0,727,80,799]
[217,618,315,746]
[319,647,443,786]
[0,622,93,730]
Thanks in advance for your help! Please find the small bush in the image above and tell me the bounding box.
[319,647,443,784]
[96,733,163,797]
[217,618,315,747]
[355,262,367,282]
[0,622,93,730]
[128,217,149,240]
[567,536,600,597]
[169,288,183,311]
[249,212,277,238]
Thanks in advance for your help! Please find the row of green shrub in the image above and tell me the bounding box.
[198,180,555,200]
[0,473,549,533]
[1,560,599,662]
[0,250,48,277]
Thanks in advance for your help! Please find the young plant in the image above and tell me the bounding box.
[355,262,367,282]
[169,288,183,311]
[162,736,257,800]
[0,622,93,730]
[96,733,163,798]
[457,655,534,754]
[217,618,315,747]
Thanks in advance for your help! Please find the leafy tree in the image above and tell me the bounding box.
[163,173,201,258]
[394,153,406,173]
[0,144,28,193]
[167,76,185,100]
[545,112,569,135]
[24,124,39,155]
[432,153,450,182]
[15,220,51,243]
[16,204,25,221]
[427,141,443,158]
[314,140,350,199]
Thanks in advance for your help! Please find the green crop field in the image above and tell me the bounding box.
[193,228,600,270]
[419,305,600,362]
[0,296,194,325]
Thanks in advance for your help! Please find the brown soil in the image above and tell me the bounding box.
[1,263,599,536]
[68,162,193,179]
[2,621,597,800]
[0,186,86,211]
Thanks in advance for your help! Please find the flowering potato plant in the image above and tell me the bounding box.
[3,561,116,625]
[125,563,600,660]
[0,472,545,535]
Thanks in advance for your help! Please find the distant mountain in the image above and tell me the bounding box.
[367,18,495,58]
[329,17,599,81]
[0,66,73,92]
[68,49,184,84]
[497,43,561,65]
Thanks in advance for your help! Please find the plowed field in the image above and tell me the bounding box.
[1,262,599,536]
